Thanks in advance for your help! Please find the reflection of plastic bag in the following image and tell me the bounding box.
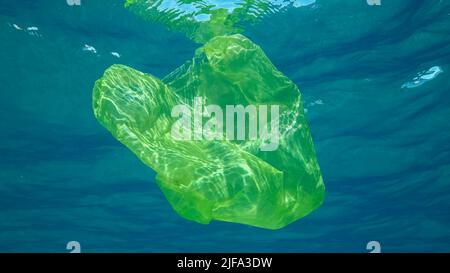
[125,0,313,43]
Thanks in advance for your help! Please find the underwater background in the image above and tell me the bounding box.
[1,0,450,252]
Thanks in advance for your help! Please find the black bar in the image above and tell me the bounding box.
[0,253,449,272]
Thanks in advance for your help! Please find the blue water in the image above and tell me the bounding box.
[1,0,450,252]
